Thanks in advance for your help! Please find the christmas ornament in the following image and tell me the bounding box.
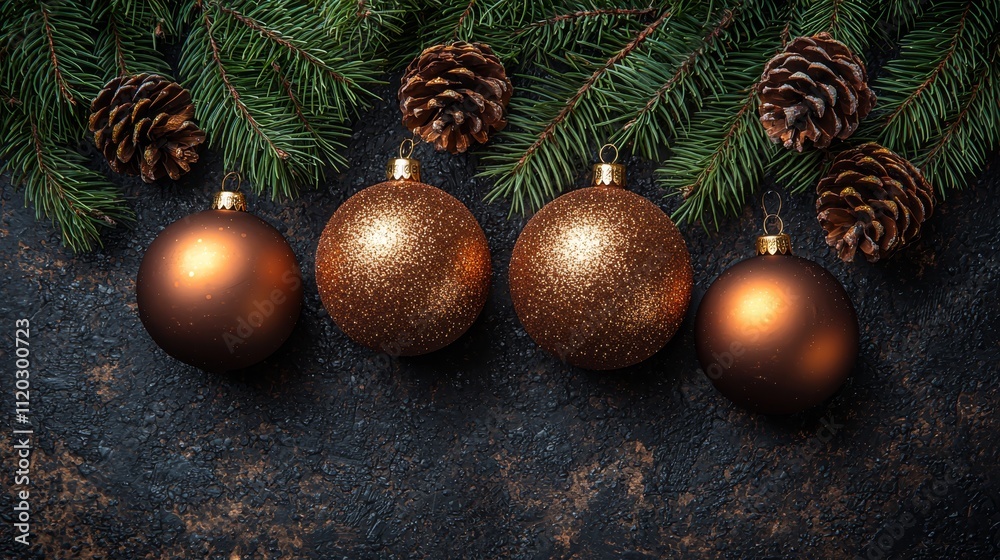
[399,41,512,154]
[509,145,692,370]
[136,173,302,372]
[315,140,491,355]
[695,192,859,414]
[89,73,206,182]
[817,142,935,263]
[757,32,875,152]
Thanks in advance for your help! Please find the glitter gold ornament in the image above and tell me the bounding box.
[695,192,859,414]
[136,173,303,372]
[315,141,491,355]
[509,145,693,370]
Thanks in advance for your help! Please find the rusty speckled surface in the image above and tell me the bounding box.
[1,79,999,559]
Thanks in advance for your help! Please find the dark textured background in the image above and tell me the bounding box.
[1,80,999,559]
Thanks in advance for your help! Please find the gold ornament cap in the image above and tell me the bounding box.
[211,172,247,211]
[592,144,625,188]
[756,190,791,255]
[387,138,421,182]
[756,233,792,255]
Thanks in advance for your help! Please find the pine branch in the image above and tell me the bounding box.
[790,0,874,54]
[1,105,131,251]
[2,1,104,139]
[483,6,677,214]
[917,40,1000,194]
[608,2,766,159]
[314,0,414,58]
[180,0,365,199]
[865,1,996,155]
[95,2,173,79]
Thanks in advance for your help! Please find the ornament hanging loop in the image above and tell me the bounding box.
[388,138,421,182]
[761,190,784,234]
[593,143,625,188]
[756,190,791,255]
[213,171,248,212]
[221,171,243,191]
[399,138,416,159]
[599,143,620,164]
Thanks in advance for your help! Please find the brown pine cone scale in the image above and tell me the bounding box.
[399,42,512,154]
[89,73,205,182]
[758,33,875,151]
[816,143,934,263]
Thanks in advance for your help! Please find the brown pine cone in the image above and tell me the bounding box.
[816,143,935,263]
[89,74,206,182]
[399,42,512,154]
[758,33,875,152]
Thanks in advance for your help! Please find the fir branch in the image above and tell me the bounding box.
[197,3,290,160]
[505,2,659,63]
[451,0,476,41]
[867,1,996,154]
[522,7,657,29]
[657,5,800,227]
[314,0,412,58]
[484,6,676,213]
[609,3,759,159]
[216,4,353,85]
[883,2,971,128]
[1,106,131,251]
[918,42,1000,194]
[180,0,360,199]
[519,9,672,169]
[209,0,379,117]
[40,6,76,105]
[95,2,173,80]
[3,1,103,139]
[790,0,873,53]
[271,61,348,167]
[662,88,771,227]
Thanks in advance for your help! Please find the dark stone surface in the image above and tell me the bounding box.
[1,82,998,559]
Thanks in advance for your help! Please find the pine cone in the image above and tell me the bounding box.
[89,74,205,182]
[816,143,935,263]
[399,42,512,154]
[758,33,875,152]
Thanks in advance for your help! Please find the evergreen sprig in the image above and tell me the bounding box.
[916,35,1000,194]
[482,5,678,214]
[2,0,382,251]
[179,0,379,199]
[866,1,996,156]
[2,0,998,250]
[1,106,132,251]
[1,0,128,251]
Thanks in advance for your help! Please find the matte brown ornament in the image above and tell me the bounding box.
[136,176,302,372]
[509,146,693,370]
[315,144,491,355]
[695,193,859,414]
